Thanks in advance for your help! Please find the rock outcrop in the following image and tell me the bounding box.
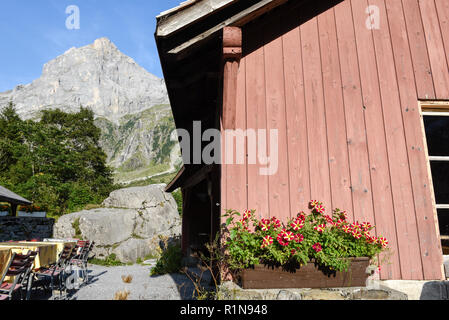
[53,184,181,263]
[0,37,181,182]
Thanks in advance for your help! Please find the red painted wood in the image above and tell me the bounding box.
[224,59,248,212]
[334,0,374,224]
[217,0,445,280]
[300,17,332,211]
[245,24,270,219]
[351,0,391,233]
[263,13,291,221]
[317,7,353,216]
[386,0,444,280]
[419,0,449,99]
[281,9,311,214]
[402,0,436,100]
[435,0,449,72]
[369,0,419,280]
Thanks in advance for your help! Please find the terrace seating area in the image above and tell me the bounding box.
[0,239,95,300]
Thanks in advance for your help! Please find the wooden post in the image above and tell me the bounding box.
[11,204,18,217]
[222,26,242,130]
[220,26,242,282]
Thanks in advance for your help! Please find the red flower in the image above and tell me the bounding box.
[339,210,348,221]
[243,210,252,220]
[315,204,325,215]
[283,231,295,242]
[361,222,372,231]
[342,225,352,234]
[335,219,345,227]
[310,200,319,208]
[314,224,325,233]
[352,230,362,239]
[290,219,304,231]
[291,249,296,255]
[312,243,322,253]
[261,235,274,249]
[378,237,388,248]
[259,218,271,231]
[370,236,378,244]
[294,233,304,243]
[297,212,306,221]
[271,217,281,228]
[351,222,361,230]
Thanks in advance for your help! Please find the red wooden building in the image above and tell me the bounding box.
[156,0,449,280]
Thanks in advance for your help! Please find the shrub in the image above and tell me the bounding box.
[150,244,182,276]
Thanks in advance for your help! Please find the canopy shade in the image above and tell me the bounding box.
[0,185,32,206]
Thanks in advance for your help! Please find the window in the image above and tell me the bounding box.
[422,102,449,254]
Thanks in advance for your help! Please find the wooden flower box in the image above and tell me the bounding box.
[17,211,47,218]
[240,257,371,289]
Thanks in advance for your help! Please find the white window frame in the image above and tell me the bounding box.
[421,101,449,241]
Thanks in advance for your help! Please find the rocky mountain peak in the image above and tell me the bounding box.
[0,38,169,123]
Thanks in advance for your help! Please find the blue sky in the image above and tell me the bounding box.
[0,0,181,92]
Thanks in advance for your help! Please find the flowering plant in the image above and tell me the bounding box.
[19,205,45,213]
[0,204,10,211]
[223,201,388,272]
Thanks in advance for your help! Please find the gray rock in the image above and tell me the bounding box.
[103,184,175,209]
[53,185,181,262]
[112,238,158,264]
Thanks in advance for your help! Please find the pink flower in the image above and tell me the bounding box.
[312,243,322,253]
[243,210,252,220]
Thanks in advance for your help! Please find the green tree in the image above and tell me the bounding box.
[0,104,116,217]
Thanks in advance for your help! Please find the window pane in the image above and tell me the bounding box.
[430,162,449,204]
[437,209,449,237]
[424,116,449,156]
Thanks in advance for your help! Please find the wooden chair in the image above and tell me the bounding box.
[0,251,37,300]
[70,241,94,284]
[33,245,73,299]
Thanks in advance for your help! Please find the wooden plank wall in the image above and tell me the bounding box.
[221,0,447,280]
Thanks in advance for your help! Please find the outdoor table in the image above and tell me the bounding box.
[0,242,58,270]
[15,241,76,262]
[0,247,12,280]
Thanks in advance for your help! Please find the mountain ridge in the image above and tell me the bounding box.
[0,37,181,183]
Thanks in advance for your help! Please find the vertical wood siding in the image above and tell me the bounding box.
[221,0,446,280]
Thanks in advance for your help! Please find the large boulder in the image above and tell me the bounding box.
[53,184,181,263]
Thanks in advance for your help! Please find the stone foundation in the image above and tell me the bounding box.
[217,281,408,300]
[0,217,55,242]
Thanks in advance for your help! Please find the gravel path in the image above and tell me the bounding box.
[66,262,209,300]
